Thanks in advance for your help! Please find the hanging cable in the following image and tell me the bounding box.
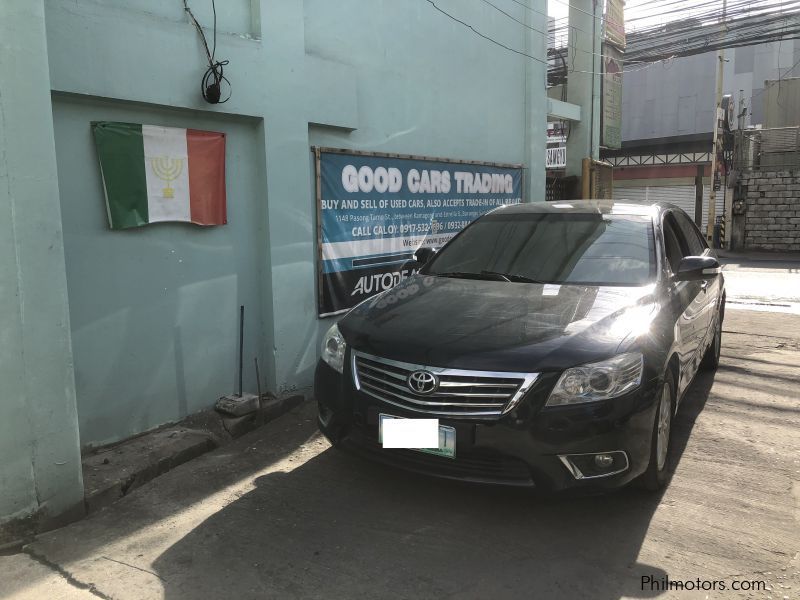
[183,0,231,104]
[424,0,549,64]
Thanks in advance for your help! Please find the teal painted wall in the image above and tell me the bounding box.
[41,0,548,447]
[52,97,269,446]
[0,1,84,530]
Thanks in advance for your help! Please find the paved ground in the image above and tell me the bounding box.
[721,252,800,314]
[1,308,797,600]
[1,257,798,600]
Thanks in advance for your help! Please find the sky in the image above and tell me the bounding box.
[548,0,571,21]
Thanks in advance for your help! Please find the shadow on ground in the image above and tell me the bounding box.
[151,372,717,600]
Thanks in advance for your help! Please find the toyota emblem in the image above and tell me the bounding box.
[407,370,439,395]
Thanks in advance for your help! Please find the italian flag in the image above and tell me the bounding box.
[92,122,227,229]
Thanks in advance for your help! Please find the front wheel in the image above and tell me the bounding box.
[641,371,675,491]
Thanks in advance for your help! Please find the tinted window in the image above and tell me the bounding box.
[662,218,684,273]
[426,212,655,286]
[673,211,707,256]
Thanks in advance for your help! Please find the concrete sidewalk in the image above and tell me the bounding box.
[720,250,800,315]
[1,309,798,600]
[718,249,800,263]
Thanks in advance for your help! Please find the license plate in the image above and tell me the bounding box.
[378,413,456,459]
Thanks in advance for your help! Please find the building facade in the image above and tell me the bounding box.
[605,38,800,235]
[0,0,548,535]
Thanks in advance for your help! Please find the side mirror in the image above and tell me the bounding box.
[413,247,437,266]
[674,256,721,281]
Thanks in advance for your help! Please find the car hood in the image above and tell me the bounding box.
[339,274,659,372]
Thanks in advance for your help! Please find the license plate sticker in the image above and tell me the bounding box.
[378,413,456,459]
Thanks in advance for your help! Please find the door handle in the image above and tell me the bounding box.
[700,280,709,291]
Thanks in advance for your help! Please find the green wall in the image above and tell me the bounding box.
[0,1,84,532]
[41,0,548,449]
[52,97,269,446]
[1,0,547,528]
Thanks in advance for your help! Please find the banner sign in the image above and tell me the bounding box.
[315,148,523,317]
[604,0,626,50]
[546,122,567,169]
[602,44,624,150]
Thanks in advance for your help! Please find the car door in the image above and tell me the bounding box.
[673,210,720,353]
[662,212,705,397]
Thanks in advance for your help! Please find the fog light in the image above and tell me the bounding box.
[594,453,614,468]
[558,451,629,480]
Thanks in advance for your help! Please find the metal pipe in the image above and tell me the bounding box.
[238,305,244,397]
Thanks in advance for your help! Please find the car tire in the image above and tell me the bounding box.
[701,309,722,371]
[641,370,675,492]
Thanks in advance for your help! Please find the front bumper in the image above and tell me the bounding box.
[315,357,661,492]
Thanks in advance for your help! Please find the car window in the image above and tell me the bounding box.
[662,216,685,274]
[673,211,706,256]
[425,212,656,286]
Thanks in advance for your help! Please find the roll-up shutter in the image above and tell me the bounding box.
[643,185,697,219]
[612,186,648,203]
[613,184,723,231]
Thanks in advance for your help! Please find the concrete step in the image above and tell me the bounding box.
[81,395,304,515]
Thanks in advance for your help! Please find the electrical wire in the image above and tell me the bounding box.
[479,0,650,64]
[547,2,800,82]
[746,53,800,106]
[426,0,671,76]
[425,0,800,84]
[546,0,800,65]
[478,0,549,36]
[183,0,231,104]
[425,0,548,64]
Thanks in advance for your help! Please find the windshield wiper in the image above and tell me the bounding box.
[435,271,506,281]
[435,271,546,284]
[480,271,547,284]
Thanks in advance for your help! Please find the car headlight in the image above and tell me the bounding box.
[321,323,347,373]
[545,352,643,407]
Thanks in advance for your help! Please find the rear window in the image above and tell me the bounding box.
[426,212,656,286]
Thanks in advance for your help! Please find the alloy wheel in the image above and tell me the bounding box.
[656,385,672,471]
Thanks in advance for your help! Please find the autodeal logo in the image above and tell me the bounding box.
[351,269,417,297]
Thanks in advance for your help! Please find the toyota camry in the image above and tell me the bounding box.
[315,200,724,492]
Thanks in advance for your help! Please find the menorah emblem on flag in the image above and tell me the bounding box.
[92,121,227,229]
[151,156,184,198]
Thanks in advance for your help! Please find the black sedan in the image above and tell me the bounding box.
[315,200,725,492]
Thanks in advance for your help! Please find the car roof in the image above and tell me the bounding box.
[495,199,680,219]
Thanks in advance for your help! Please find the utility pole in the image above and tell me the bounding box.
[706,0,727,243]
[737,89,746,130]
[566,0,602,187]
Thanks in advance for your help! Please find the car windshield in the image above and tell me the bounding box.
[425,211,656,286]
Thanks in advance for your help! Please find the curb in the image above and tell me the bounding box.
[0,395,307,549]
[82,395,306,515]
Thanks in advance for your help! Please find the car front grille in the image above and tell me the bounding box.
[351,351,538,418]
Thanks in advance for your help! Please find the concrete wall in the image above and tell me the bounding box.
[740,170,800,251]
[622,52,716,141]
[52,97,268,446]
[622,39,800,141]
[40,0,548,448]
[764,77,800,128]
[0,1,84,535]
[5,0,548,531]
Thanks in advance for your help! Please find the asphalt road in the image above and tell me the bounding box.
[2,304,798,600]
